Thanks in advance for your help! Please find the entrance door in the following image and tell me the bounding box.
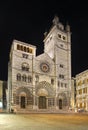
[39,96,46,109]
[59,99,62,109]
[21,96,25,108]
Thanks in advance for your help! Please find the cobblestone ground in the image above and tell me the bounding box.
[0,113,88,130]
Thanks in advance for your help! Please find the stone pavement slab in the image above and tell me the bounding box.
[0,113,88,130]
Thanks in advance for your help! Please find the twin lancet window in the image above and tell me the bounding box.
[58,34,66,41]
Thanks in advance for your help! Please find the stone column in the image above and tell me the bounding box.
[46,97,48,110]
[55,94,58,110]
[33,89,37,110]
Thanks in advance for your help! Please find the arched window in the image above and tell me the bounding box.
[17,44,20,50]
[17,73,21,81]
[28,76,32,83]
[22,64,25,71]
[26,47,29,53]
[24,46,26,52]
[21,45,23,51]
[22,74,27,82]
[35,75,39,82]
[22,63,29,71]
[51,78,54,85]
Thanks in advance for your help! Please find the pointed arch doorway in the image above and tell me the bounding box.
[21,96,26,108]
[39,96,46,109]
[59,99,62,109]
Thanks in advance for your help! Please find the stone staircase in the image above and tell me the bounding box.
[15,109,75,114]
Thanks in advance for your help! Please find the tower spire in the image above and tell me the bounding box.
[66,22,70,32]
[52,15,59,25]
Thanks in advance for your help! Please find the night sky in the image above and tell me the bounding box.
[0,0,88,80]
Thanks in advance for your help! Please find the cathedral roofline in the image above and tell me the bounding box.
[76,69,88,77]
[36,52,49,57]
[36,52,54,63]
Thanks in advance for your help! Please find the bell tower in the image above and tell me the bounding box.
[43,15,72,109]
[44,15,71,59]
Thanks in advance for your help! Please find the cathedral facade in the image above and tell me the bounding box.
[7,16,72,113]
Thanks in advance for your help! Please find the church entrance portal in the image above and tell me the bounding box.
[21,96,25,108]
[59,99,62,109]
[39,96,46,109]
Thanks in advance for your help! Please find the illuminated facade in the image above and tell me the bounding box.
[76,70,88,111]
[7,16,72,113]
[71,78,76,109]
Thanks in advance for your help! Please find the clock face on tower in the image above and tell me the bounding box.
[40,62,50,73]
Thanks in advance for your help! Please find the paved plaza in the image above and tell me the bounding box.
[0,113,88,130]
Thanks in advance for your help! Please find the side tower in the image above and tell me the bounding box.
[44,16,72,110]
[7,40,36,112]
